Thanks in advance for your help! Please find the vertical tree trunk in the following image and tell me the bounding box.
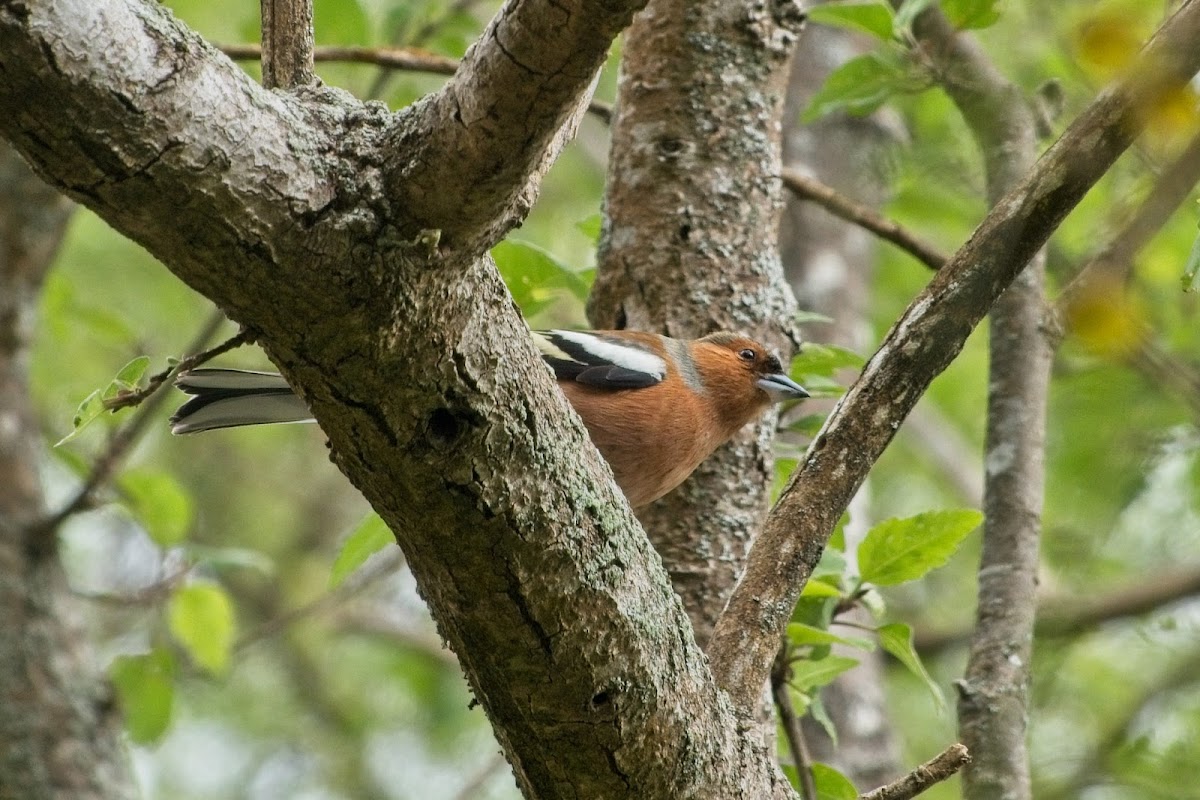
[905,11,1051,798]
[0,145,138,800]
[590,0,805,646]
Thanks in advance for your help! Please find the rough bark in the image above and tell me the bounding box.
[0,0,798,795]
[904,11,1049,800]
[779,18,903,790]
[707,0,1200,715]
[589,0,805,646]
[0,145,137,800]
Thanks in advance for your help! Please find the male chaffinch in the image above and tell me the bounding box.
[171,329,808,507]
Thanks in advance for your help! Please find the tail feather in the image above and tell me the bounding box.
[170,369,314,434]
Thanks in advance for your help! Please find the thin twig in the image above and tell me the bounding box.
[451,753,509,800]
[915,563,1200,655]
[773,643,817,800]
[859,743,970,800]
[234,550,403,653]
[781,168,949,271]
[1058,129,1200,309]
[29,311,236,547]
[219,44,614,123]
[105,325,254,412]
[366,0,488,100]
[222,43,459,76]
[72,567,192,607]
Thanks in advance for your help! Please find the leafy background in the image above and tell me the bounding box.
[33,0,1200,798]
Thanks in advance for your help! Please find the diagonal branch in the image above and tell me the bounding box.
[781,168,948,272]
[385,0,648,248]
[707,0,1200,715]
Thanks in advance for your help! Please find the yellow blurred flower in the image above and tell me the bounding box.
[1063,274,1148,359]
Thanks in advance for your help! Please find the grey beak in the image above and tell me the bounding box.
[756,373,810,401]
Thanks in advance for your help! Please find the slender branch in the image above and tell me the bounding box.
[219,43,615,123]
[781,168,949,271]
[385,0,648,248]
[28,311,229,547]
[260,0,315,89]
[859,744,971,800]
[451,754,510,800]
[234,550,403,653]
[333,608,459,668]
[707,0,1200,715]
[222,43,459,76]
[773,644,816,800]
[104,326,253,412]
[1059,129,1200,306]
[365,0,489,100]
[916,563,1200,655]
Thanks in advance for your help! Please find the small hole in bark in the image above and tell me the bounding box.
[429,408,460,442]
[591,690,611,708]
[679,224,691,242]
[657,137,685,157]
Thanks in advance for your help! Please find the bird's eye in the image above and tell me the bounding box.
[738,348,756,362]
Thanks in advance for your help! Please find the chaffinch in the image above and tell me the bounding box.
[171,329,808,507]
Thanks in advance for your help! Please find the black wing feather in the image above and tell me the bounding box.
[537,331,665,391]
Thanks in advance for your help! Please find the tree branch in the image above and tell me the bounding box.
[916,564,1200,655]
[29,311,228,549]
[220,43,614,121]
[385,0,648,248]
[859,744,971,800]
[260,0,315,89]
[781,168,948,272]
[707,0,1200,715]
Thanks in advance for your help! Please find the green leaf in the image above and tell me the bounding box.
[109,649,175,744]
[942,0,1001,29]
[492,239,591,317]
[788,623,875,651]
[788,654,859,691]
[806,1,895,41]
[791,343,865,379]
[808,694,838,745]
[120,469,194,547]
[812,763,859,800]
[878,622,945,710]
[168,582,236,677]
[330,514,394,588]
[55,389,107,447]
[186,544,275,576]
[114,355,151,389]
[786,412,828,438]
[575,213,603,244]
[55,356,152,446]
[1182,225,1200,292]
[802,52,914,122]
[800,578,843,599]
[858,509,983,586]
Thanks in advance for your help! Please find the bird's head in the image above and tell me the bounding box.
[692,332,809,427]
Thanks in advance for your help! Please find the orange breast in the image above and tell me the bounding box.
[558,381,724,508]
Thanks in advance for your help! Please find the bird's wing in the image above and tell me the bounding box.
[533,330,666,390]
